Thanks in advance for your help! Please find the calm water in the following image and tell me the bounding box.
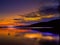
[0,28,59,45]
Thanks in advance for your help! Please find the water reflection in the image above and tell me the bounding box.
[0,28,59,45]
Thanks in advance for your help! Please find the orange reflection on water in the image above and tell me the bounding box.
[0,28,31,39]
[0,28,58,41]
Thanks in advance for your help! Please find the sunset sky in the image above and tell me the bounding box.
[0,0,59,18]
[0,0,59,25]
[0,0,40,18]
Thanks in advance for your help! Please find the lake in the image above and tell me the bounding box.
[0,28,59,45]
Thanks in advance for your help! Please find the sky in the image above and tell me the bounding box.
[0,0,59,25]
[0,0,59,18]
[0,0,40,18]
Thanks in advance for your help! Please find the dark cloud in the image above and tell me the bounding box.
[39,6,59,15]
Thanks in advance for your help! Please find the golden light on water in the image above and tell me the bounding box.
[24,33,42,39]
[0,27,59,45]
[42,36,55,40]
[0,28,59,41]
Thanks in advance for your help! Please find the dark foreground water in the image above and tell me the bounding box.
[0,28,59,45]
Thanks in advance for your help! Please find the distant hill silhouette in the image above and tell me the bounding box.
[15,19,60,34]
[28,19,60,34]
[28,19,60,27]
